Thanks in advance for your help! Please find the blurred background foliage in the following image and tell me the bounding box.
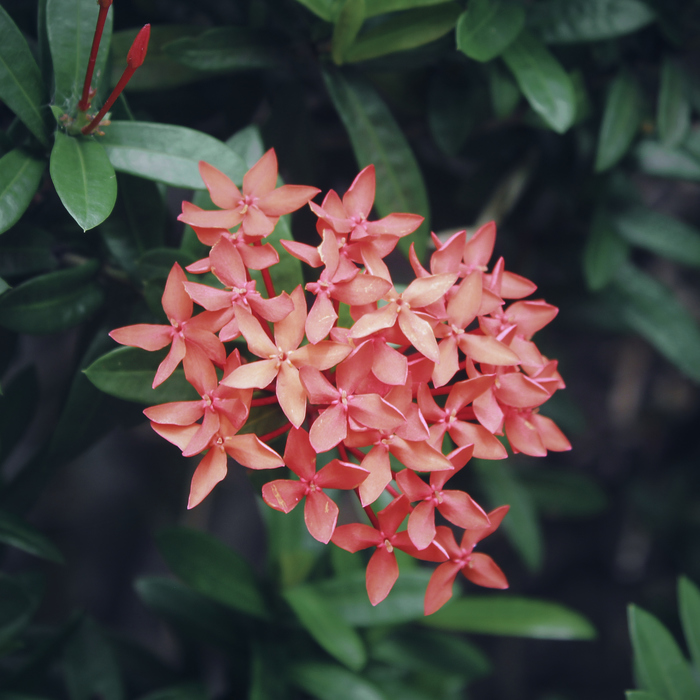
[1,0,700,697]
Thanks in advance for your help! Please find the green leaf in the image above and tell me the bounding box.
[502,31,576,134]
[0,365,38,463]
[521,470,608,519]
[0,6,49,146]
[226,125,265,168]
[293,0,341,21]
[332,0,365,65]
[456,0,525,62]
[487,62,520,119]
[110,27,205,92]
[365,0,455,18]
[0,261,103,334]
[137,685,208,700]
[98,121,247,189]
[289,662,388,700]
[0,224,55,280]
[474,459,543,573]
[635,141,700,182]
[0,277,8,296]
[583,207,629,291]
[628,604,699,700]
[283,585,366,671]
[50,132,117,231]
[156,527,268,620]
[135,576,252,652]
[344,4,460,64]
[626,692,665,700]
[595,70,644,172]
[84,346,198,404]
[322,67,430,259]
[0,576,40,646]
[312,570,431,626]
[424,596,596,640]
[428,66,474,155]
[679,577,700,673]
[612,262,700,383]
[613,207,700,267]
[63,617,125,700]
[47,0,113,106]
[530,0,655,43]
[658,58,691,148]
[0,150,46,234]
[164,27,281,72]
[250,214,305,296]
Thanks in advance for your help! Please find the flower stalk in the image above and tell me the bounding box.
[78,0,113,112]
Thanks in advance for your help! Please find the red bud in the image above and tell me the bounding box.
[127,24,150,69]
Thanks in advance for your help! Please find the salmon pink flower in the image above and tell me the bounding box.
[261,428,368,543]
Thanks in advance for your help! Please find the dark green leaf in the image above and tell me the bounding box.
[0,575,40,646]
[0,365,38,463]
[0,261,103,334]
[428,67,474,155]
[625,692,664,700]
[365,0,455,17]
[474,459,543,573]
[635,141,700,182]
[157,527,268,620]
[583,208,629,291]
[47,0,113,106]
[84,346,198,404]
[425,596,596,639]
[283,585,366,671]
[456,0,525,62]
[323,67,430,259]
[226,125,265,168]
[0,7,48,145]
[63,617,124,700]
[293,0,340,21]
[289,662,387,700]
[530,0,655,44]
[502,31,576,133]
[520,470,608,519]
[612,262,700,383]
[658,58,690,148]
[628,604,698,700]
[137,685,208,700]
[164,27,281,72]
[135,576,252,652]
[0,150,46,234]
[50,132,117,231]
[345,4,460,64]
[613,207,700,267]
[0,277,8,295]
[332,0,365,65]
[487,62,520,119]
[312,570,430,626]
[98,121,246,189]
[679,577,700,673]
[595,70,643,172]
[120,174,166,252]
[110,27,205,92]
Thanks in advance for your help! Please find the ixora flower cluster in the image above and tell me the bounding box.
[109,149,570,614]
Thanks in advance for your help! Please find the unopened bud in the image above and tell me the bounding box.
[127,24,150,69]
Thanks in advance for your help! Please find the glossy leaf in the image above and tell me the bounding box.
[63,617,125,700]
[626,693,664,700]
[658,58,690,148]
[164,27,281,72]
[365,0,454,17]
[628,604,698,700]
[345,4,460,64]
[47,0,113,105]
[84,347,198,404]
[0,6,49,145]
[613,207,700,267]
[110,27,205,92]
[289,662,387,700]
[312,570,430,626]
[226,125,266,168]
[474,459,543,573]
[0,276,8,296]
[583,208,629,291]
[50,132,117,231]
[98,121,247,189]
[0,507,62,563]
[323,67,430,259]
[487,62,520,119]
[0,150,46,234]
[156,527,268,620]
[635,141,700,182]
[679,577,700,673]
[456,0,525,62]
[613,262,700,382]
[595,71,643,172]
[425,597,596,639]
[284,585,366,671]
[502,31,576,133]
[0,261,104,334]
[293,0,340,21]
[332,0,365,65]
[530,0,655,44]
[0,365,39,463]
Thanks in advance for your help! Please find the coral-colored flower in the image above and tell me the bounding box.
[178,150,320,238]
[424,506,510,615]
[261,428,368,543]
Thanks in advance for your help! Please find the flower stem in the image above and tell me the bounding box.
[259,422,292,443]
[250,395,280,407]
[78,0,113,112]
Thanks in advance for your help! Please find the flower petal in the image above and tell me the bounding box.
[304,490,339,544]
[188,446,228,509]
[262,479,305,513]
[259,185,321,216]
[461,552,508,589]
[199,161,241,209]
[243,148,278,197]
[109,324,172,351]
[224,433,285,469]
[366,546,399,606]
[424,561,462,615]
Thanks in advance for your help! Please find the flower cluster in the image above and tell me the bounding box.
[109,149,570,614]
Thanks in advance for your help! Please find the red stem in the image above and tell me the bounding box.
[355,489,381,529]
[78,0,113,112]
[259,422,292,443]
[250,395,279,407]
[255,242,277,298]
